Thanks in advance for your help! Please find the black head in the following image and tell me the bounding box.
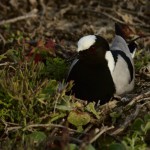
[128,41,137,58]
[115,23,126,40]
[77,35,109,62]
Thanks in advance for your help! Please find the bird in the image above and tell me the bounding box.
[66,24,136,105]
[114,23,137,58]
[109,23,137,96]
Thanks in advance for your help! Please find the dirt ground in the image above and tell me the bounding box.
[0,0,150,50]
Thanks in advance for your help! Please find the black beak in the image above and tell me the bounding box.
[66,52,78,62]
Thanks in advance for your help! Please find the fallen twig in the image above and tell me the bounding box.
[39,0,46,15]
[100,11,150,28]
[24,123,77,132]
[0,9,38,26]
[98,100,118,121]
[77,124,93,139]
[50,119,65,137]
[79,126,114,149]
[0,62,15,66]
[0,33,6,45]
[120,8,150,21]
[4,123,78,134]
[81,8,150,28]
[110,104,141,135]
[127,90,150,107]
[89,126,114,144]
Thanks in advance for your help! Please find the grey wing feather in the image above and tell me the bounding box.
[67,59,79,79]
[110,35,131,58]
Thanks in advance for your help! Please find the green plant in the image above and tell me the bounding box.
[0,47,73,149]
[134,50,150,71]
[109,114,150,150]
[43,57,69,81]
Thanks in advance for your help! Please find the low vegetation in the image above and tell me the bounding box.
[0,0,150,149]
[0,34,150,149]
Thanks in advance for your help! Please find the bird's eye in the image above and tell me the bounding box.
[90,45,96,51]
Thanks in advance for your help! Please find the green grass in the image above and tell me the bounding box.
[0,36,150,150]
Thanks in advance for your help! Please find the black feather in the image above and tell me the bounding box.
[111,50,133,83]
[66,59,115,104]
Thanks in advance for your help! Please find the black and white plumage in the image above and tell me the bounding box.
[66,26,136,104]
[109,35,135,95]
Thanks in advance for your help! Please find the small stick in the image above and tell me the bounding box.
[127,91,150,107]
[0,33,6,44]
[110,104,141,135]
[89,126,114,144]
[0,9,38,26]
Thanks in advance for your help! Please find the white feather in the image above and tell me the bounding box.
[111,55,134,95]
[105,51,115,74]
[77,35,96,52]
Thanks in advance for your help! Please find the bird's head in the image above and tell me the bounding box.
[114,23,138,58]
[77,35,109,62]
